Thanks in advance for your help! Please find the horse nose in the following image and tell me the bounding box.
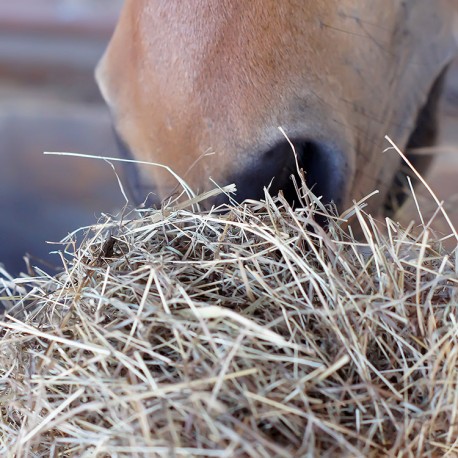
[218,139,350,211]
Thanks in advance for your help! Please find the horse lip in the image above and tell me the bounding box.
[112,128,160,207]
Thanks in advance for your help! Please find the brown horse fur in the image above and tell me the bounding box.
[96,1,458,215]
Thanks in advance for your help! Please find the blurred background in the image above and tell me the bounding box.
[0,0,124,275]
[0,0,457,276]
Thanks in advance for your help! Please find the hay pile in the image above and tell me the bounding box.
[1,169,458,456]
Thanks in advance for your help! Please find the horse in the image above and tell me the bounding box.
[96,0,458,215]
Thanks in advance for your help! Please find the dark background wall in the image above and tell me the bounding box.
[0,0,124,275]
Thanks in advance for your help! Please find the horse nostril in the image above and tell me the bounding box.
[230,139,348,211]
[291,140,347,210]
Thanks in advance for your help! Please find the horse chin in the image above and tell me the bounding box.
[384,65,449,216]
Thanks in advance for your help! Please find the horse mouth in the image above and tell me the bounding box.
[114,127,350,212]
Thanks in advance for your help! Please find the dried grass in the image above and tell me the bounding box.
[1,148,458,457]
